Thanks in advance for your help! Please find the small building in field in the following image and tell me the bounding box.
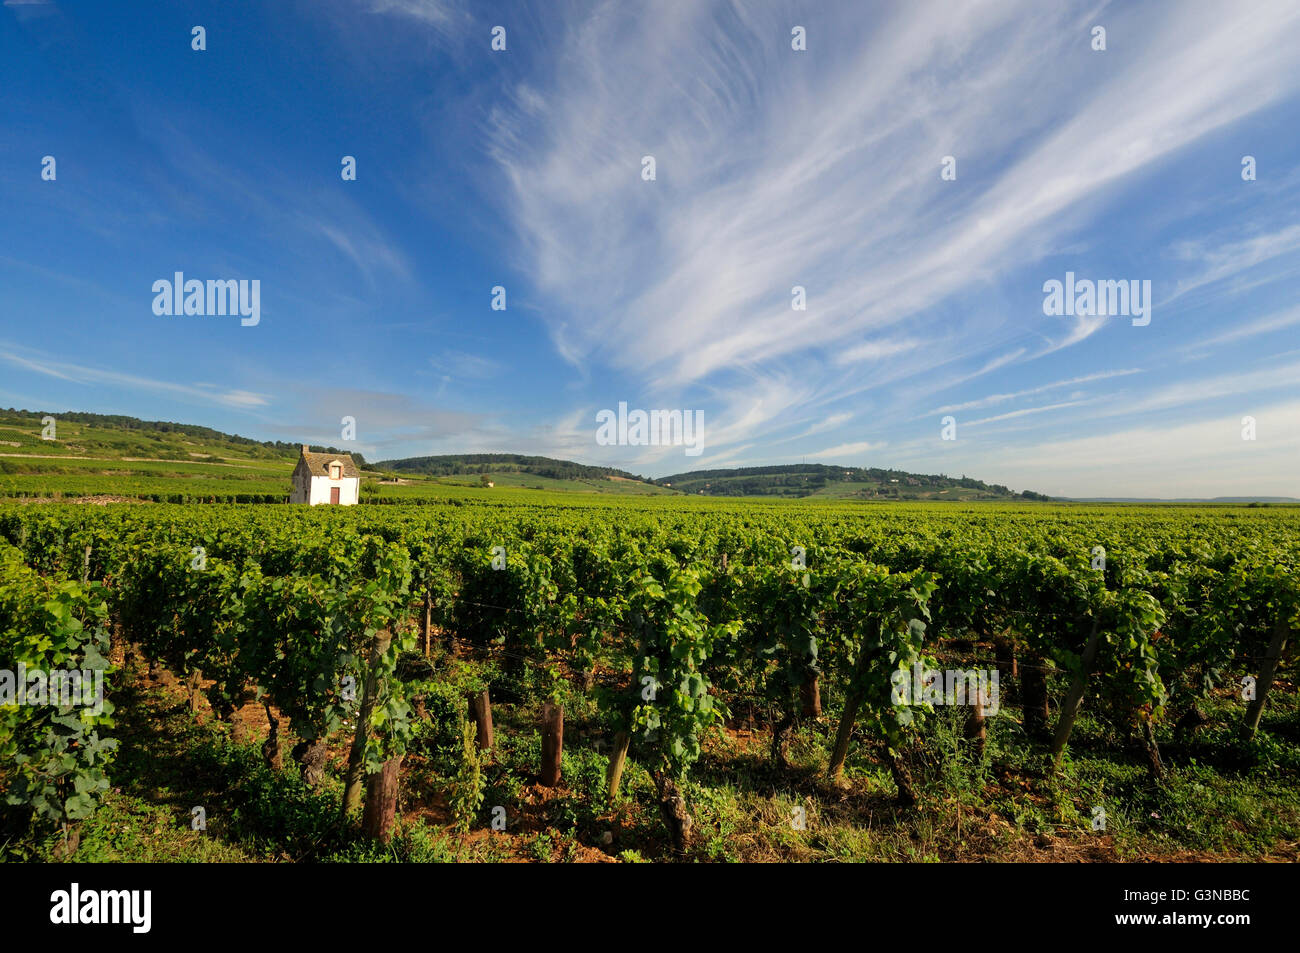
[290,445,360,505]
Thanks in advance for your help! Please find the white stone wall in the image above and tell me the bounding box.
[306,475,359,505]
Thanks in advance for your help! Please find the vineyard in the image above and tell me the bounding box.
[1,498,1297,862]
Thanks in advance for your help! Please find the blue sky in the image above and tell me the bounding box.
[2,0,1298,497]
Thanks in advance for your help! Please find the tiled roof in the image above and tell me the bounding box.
[298,446,361,479]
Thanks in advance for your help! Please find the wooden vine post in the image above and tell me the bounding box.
[422,591,432,657]
[1020,654,1050,739]
[187,669,203,712]
[540,701,564,787]
[606,730,631,803]
[964,685,986,758]
[994,635,1018,681]
[801,675,822,719]
[362,754,404,843]
[468,688,494,752]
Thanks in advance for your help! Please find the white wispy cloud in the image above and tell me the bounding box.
[835,338,923,365]
[1169,224,1300,301]
[218,390,272,409]
[310,218,412,287]
[932,369,1142,414]
[429,350,502,379]
[1115,359,1300,417]
[364,0,456,27]
[991,401,1300,498]
[264,386,486,460]
[0,348,272,410]
[806,440,883,460]
[801,412,854,437]
[489,0,1300,429]
[965,399,1094,428]
[879,400,1300,498]
[1183,304,1300,350]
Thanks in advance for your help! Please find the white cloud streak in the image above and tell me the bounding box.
[489,0,1300,442]
[0,348,271,410]
[932,369,1143,414]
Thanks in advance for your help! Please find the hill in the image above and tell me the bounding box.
[374,453,676,494]
[0,408,362,465]
[0,410,672,500]
[0,409,1053,502]
[0,408,374,502]
[654,463,1051,500]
